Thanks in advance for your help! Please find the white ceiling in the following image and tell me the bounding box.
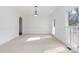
[12,6,57,16]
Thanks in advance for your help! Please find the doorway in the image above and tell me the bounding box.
[19,16,23,36]
[52,19,55,35]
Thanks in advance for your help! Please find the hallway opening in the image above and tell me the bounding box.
[19,16,23,36]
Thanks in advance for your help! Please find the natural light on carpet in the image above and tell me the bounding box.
[44,47,66,53]
[26,37,41,41]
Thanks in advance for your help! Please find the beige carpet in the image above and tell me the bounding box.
[0,34,72,53]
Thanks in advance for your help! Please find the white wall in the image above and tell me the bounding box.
[51,7,66,43]
[23,15,51,34]
[0,7,21,45]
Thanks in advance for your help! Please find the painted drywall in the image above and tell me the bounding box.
[51,7,66,43]
[0,7,21,45]
[23,15,51,34]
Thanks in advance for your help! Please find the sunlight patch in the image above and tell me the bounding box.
[44,47,66,53]
[26,37,40,41]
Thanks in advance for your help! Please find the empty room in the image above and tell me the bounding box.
[0,6,79,53]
